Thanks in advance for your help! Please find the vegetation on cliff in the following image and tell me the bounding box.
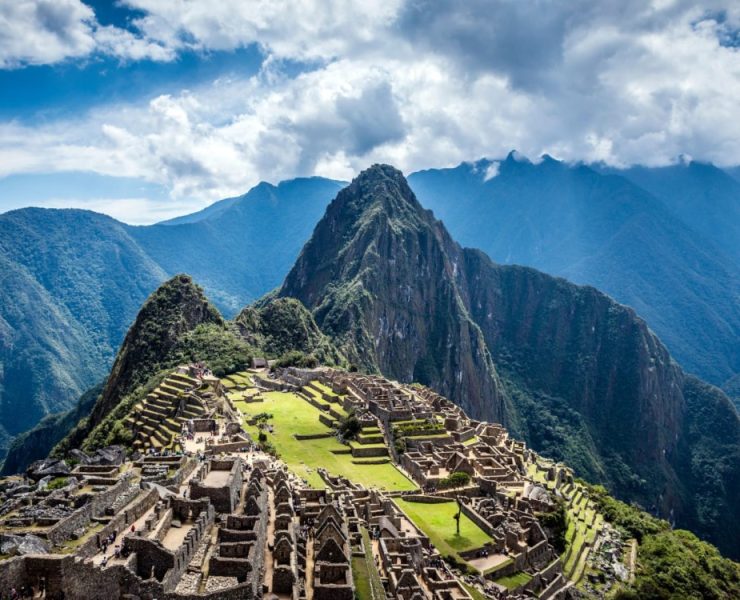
[235,297,344,366]
[277,164,740,558]
[586,484,740,599]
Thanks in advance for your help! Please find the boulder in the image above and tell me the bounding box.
[0,533,50,555]
[26,459,70,482]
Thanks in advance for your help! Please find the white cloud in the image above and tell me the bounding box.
[0,0,172,68]
[483,162,500,182]
[2,0,740,223]
[32,195,203,224]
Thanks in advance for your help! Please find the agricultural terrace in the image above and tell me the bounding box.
[394,498,492,562]
[233,388,415,491]
[528,461,603,584]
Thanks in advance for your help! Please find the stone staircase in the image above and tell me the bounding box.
[125,372,207,452]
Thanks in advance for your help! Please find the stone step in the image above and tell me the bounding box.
[141,407,169,421]
[156,389,178,401]
[160,383,182,396]
[153,428,171,445]
[148,396,172,410]
[185,396,205,409]
[170,373,199,386]
[162,420,181,436]
[139,414,161,428]
[165,377,192,391]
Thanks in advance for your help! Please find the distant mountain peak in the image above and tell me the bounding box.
[504,149,531,164]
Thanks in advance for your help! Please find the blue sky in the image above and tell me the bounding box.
[1,1,739,224]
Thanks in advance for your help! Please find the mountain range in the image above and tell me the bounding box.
[8,163,736,561]
[409,154,739,394]
[0,155,737,468]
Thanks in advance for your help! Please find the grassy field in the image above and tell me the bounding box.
[462,583,487,600]
[494,571,532,589]
[235,390,414,491]
[394,498,492,560]
[352,527,384,600]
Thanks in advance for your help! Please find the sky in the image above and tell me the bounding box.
[0,0,739,224]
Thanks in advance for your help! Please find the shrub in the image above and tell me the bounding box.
[338,414,362,441]
[537,500,567,554]
[437,471,471,489]
[273,350,319,369]
[47,477,69,490]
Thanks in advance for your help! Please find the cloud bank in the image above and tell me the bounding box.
[1,0,740,221]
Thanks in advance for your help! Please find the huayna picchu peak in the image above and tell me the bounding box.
[280,165,740,558]
[0,166,736,600]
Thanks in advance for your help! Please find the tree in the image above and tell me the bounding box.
[454,496,463,536]
[338,413,362,440]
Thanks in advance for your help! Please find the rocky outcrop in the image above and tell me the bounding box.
[280,164,505,423]
[235,297,344,365]
[277,164,740,557]
[55,274,224,455]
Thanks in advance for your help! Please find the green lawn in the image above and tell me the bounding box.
[494,571,532,589]
[352,527,384,600]
[235,391,414,491]
[311,380,338,396]
[462,583,487,600]
[394,498,492,560]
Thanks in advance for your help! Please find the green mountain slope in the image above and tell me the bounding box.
[0,209,166,457]
[130,177,344,313]
[0,179,343,463]
[408,156,740,393]
[50,275,339,458]
[278,164,740,557]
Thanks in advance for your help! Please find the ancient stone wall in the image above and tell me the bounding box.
[43,480,130,548]
[76,487,159,559]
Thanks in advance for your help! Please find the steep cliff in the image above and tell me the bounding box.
[280,164,505,422]
[278,164,740,557]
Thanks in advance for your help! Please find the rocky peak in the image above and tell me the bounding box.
[277,164,739,557]
[280,165,505,423]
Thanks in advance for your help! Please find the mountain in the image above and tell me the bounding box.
[0,383,102,475]
[599,161,740,262]
[158,195,241,226]
[0,208,166,457]
[278,164,740,557]
[57,273,225,455]
[131,177,344,313]
[52,274,340,458]
[0,178,342,464]
[408,155,740,396]
[1,156,738,475]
